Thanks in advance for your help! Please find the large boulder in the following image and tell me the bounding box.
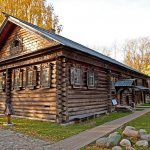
[126,147,135,150]
[123,128,139,138]
[107,132,121,147]
[139,129,147,135]
[120,139,131,147]
[140,134,150,142]
[125,126,136,131]
[135,140,149,149]
[96,137,107,148]
[112,146,122,150]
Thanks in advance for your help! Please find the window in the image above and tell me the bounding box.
[41,63,51,88]
[10,35,23,55]
[27,66,37,89]
[14,69,22,89]
[0,72,6,91]
[28,70,34,87]
[11,69,25,90]
[87,70,95,88]
[70,67,83,87]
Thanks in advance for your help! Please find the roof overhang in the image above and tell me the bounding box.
[134,86,150,93]
[115,79,136,87]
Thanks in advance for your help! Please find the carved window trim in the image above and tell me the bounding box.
[21,68,26,89]
[0,72,6,91]
[11,68,26,91]
[87,70,95,89]
[10,34,23,55]
[70,67,83,88]
[27,66,37,89]
[41,63,52,88]
[14,69,22,90]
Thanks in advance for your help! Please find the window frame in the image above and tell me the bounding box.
[87,70,95,89]
[41,63,52,88]
[10,35,23,55]
[14,69,22,90]
[0,72,6,91]
[27,66,37,89]
[70,67,83,88]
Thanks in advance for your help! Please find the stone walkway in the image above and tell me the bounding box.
[0,108,149,150]
[49,108,150,150]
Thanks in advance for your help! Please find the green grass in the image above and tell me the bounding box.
[126,112,150,133]
[142,103,150,106]
[83,112,150,150]
[0,112,130,143]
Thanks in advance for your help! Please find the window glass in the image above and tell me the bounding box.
[87,71,95,87]
[28,70,33,87]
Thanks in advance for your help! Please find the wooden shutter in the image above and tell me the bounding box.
[11,70,15,90]
[22,68,26,89]
[0,72,3,91]
[71,67,83,88]
[70,67,75,85]
[33,67,37,87]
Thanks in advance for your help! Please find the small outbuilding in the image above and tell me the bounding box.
[0,13,150,123]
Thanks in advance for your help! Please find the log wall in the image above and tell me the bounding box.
[0,25,58,61]
[10,60,57,121]
[66,59,108,121]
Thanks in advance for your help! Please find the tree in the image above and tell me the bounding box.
[0,0,62,33]
[123,37,150,75]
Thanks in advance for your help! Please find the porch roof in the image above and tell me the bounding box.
[115,79,136,87]
[135,86,150,92]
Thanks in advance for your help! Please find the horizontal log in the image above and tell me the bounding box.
[13,105,56,111]
[14,112,56,120]
[69,110,107,120]
[12,101,56,107]
[69,107,107,116]
[68,90,108,95]
[68,104,107,112]
[68,94,108,99]
[13,106,56,112]
[11,97,56,102]
[11,93,56,98]
[11,88,56,94]
[68,101,106,107]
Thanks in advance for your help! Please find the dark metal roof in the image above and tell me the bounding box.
[115,79,136,87]
[135,86,150,91]
[0,13,149,77]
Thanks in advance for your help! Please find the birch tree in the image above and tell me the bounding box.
[123,37,150,75]
[0,0,62,33]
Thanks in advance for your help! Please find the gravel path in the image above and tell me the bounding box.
[0,129,52,150]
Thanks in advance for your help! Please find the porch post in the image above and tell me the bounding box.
[4,68,13,125]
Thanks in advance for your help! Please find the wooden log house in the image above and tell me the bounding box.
[0,13,150,123]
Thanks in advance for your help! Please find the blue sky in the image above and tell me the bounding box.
[47,0,150,61]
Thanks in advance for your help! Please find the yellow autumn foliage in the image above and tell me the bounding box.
[123,37,150,76]
[0,0,62,33]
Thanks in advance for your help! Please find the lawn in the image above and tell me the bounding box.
[142,103,150,107]
[83,112,150,150]
[0,112,130,143]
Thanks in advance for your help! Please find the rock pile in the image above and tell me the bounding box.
[96,126,150,150]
